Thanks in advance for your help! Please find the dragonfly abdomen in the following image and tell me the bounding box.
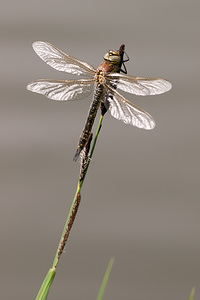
[73,83,104,161]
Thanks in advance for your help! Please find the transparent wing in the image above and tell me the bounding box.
[106,73,172,96]
[105,84,155,130]
[27,79,94,101]
[32,41,96,76]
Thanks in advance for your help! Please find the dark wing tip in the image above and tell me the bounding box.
[73,149,81,161]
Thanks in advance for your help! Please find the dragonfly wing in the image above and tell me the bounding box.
[105,84,155,130]
[106,73,172,96]
[32,41,96,76]
[27,79,94,101]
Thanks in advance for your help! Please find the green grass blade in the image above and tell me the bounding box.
[189,287,195,300]
[36,268,56,300]
[96,258,114,300]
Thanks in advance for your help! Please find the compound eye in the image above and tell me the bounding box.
[109,50,115,56]
[104,51,121,63]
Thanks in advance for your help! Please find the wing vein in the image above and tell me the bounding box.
[106,73,172,96]
[104,84,155,130]
[32,41,96,76]
[27,79,95,101]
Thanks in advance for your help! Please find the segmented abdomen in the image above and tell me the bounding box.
[73,83,104,161]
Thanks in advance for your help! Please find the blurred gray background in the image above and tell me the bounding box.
[1,0,200,299]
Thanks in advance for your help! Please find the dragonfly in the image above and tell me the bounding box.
[27,41,172,161]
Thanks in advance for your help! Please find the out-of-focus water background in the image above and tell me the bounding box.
[1,0,200,299]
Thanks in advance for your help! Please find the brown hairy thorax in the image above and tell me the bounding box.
[95,62,114,84]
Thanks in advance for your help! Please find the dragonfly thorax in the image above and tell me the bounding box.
[95,69,106,85]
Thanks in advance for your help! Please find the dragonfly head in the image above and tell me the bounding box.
[104,45,129,74]
[103,50,121,64]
